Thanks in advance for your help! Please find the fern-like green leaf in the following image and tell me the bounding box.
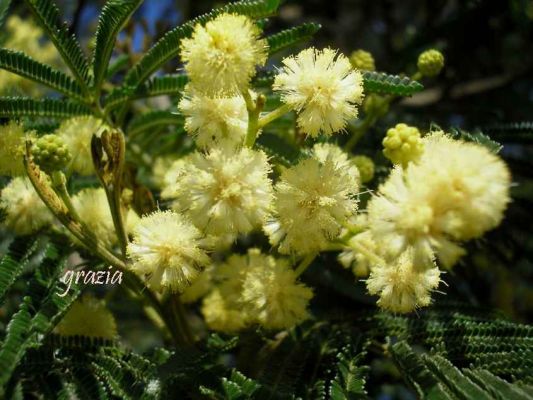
[92,0,142,92]
[484,121,533,143]
[106,54,130,79]
[0,97,91,118]
[127,110,184,136]
[23,0,91,89]
[124,0,280,88]
[267,23,321,55]
[362,71,424,96]
[143,74,189,97]
[0,0,11,28]
[329,349,368,400]
[0,237,42,306]
[104,74,188,109]
[0,49,83,99]
[0,298,33,394]
[449,127,502,153]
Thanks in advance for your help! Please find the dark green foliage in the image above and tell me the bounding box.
[267,23,322,55]
[127,110,184,136]
[0,49,83,99]
[362,71,424,96]
[0,0,10,28]
[484,122,533,143]
[390,341,533,400]
[92,0,143,92]
[255,132,303,166]
[123,0,281,88]
[0,97,91,117]
[104,74,188,109]
[359,307,533,382]
[449,127,503,153]
[22,0,91,88]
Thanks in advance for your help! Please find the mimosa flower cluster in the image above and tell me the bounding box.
[0,8,511,338]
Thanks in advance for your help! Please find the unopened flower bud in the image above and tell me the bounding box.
[417,49,444,77]
[32,134,71,173]
[349,49,375,71]
[383,123,424,167]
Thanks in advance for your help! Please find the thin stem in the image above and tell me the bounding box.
[50,171,82,222]
[258,104,292,129]
[294,253,317,277]
[243,90,265,148]
[344,116,375,151]
[174,295,195,345]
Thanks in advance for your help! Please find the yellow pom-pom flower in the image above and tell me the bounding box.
[72,188,117,247]
[273,47,364,137]
[265,144,359,254]
[349,49,375,71]
[338,230,378,278]
[417,49,445,77]
[57,116,105,176]
[56,295,117,339]
[241,250,313,330]
[369,132,511,269]
[181,268,212,304]
[1,177,52,235]
[178,87,248,149]
[382,123,424,167]
[0,121,34,177]
[201,287,248,332]
[414,132,511,241]
[127,210,210,292]
[162,148,273,236]
[180,13,268,95]
[366,249,441,313]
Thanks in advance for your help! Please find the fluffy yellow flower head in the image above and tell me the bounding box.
[415,132,511,241]
[127,210,210,292]
[382,123,424,167]
[368,132,510,269]
[0,121,34,176]
[201,252,252,332]
[273,48,364,137]
[241,249,313,330]
[366,249,441,313]
[152,156,178,189]
[180,13,268,95]
[56,295,117,339]
[367,166,465,268]
[57,116,105,176]
[178,87,248,149]
[181,268,212,304]
[266,144,359,254]
[162,148,273,236]
[1,177,52,235]
[338,230,378,278]
[201,287,248,333]
[72,188,117,247]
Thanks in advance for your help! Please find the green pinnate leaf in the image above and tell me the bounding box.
[0,48,83,99]
[362,71,424,96]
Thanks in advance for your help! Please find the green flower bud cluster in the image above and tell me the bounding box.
[352,155,375,183]
[382,123,424,167]
[349,49,375,71]
[417,49,445,77]
[32,134,72,173]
